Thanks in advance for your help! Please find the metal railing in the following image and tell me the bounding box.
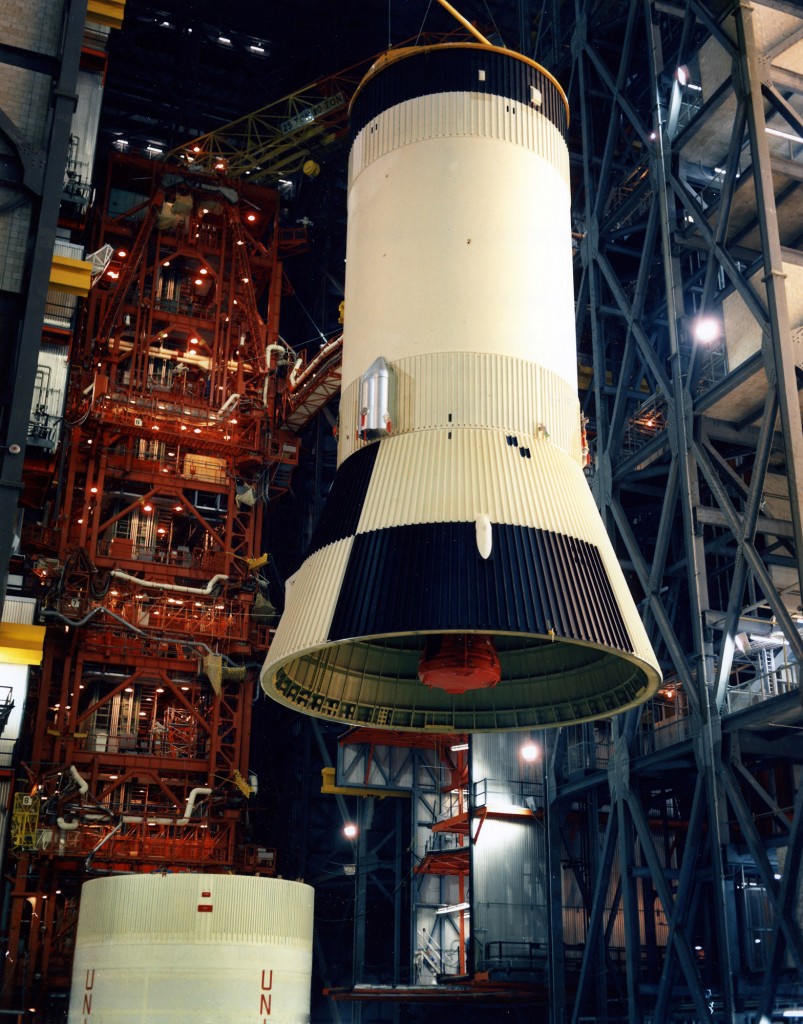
[725,663,800,714]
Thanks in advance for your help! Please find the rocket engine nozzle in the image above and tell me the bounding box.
[418,634,501,694]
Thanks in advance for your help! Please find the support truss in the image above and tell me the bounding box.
[561,1,803,1020]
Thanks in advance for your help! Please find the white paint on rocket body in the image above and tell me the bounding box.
[342,89,576,404]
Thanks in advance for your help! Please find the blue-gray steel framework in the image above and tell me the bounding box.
[329,2,803,1022]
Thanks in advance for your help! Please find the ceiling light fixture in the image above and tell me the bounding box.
[692,316,720,344]
[436,902,470,915]
[521,740,540,762]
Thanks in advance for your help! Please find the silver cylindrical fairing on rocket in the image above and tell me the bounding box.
[261,43,661,731]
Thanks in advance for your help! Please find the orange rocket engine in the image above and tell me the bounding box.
[418,634,501,693]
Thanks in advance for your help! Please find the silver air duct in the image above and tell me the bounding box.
[261,44,661,731]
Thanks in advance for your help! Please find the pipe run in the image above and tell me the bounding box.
[287,333,342,392]
[43,605,147,636]
[109,570,229,597]
[84,820,124,870]
[43,606,240,667]
[263,344,290,404]
[69,764,88,795]
[57,784,213,832]
[216,392,240,419]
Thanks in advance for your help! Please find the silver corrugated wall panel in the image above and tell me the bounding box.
[71,69,104,191]
[31,343,70,434]
[1,596,36,625]
[470,734,547,975]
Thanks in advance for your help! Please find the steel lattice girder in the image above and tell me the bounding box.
[564,0,803,1021]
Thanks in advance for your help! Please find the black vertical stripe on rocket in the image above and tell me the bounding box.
[350,46,567,141]
[532,529,564,636]
[556,534,584,640]
[583,537,632,651]
[306,442,380,556]
[328,522,633,653]
[566,535,598,643]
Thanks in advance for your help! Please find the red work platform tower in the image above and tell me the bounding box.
[9,153,301,1013]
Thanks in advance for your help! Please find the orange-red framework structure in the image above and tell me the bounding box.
[8,152,303,1012]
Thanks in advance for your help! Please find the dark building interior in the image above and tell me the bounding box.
[1,0,803,1022]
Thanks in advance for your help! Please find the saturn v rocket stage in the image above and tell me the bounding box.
[261,43,661,731]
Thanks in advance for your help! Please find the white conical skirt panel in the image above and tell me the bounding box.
[67,874,313,1024]
[262,426,660,731]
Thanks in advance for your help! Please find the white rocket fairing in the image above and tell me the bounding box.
[260,43,661,731]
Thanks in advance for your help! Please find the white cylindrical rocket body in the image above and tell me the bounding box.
[261,44,661,731]
[340,61,575,431]
[67,874,313,1024]
[338,45,579,465]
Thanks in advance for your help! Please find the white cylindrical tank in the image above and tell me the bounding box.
[337,43,578,461]
[67,874,314,1024]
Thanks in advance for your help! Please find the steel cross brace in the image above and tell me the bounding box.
[757,776,803,1019]
[693,437,803,669]
[570,802,618,1024]
[652,774,709,1023]
[720,762,803,1004]
[704,386,782,709]
[622,771,716,1022]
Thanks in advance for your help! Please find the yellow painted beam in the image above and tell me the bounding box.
[87,0,126,29]
[11,793,39,849]
[50,254,93,297]
[320,766,409,799]
[232,769,254,797]
[0,622,46,666]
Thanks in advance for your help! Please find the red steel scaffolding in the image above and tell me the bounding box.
[8,152,303,1010]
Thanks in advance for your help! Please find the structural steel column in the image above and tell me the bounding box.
[734,0,803,606]
[0,0,88,608]
[563,1,803,1021]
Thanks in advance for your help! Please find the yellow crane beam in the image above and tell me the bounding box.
[165,32,466,184]
[166,65,364,183]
